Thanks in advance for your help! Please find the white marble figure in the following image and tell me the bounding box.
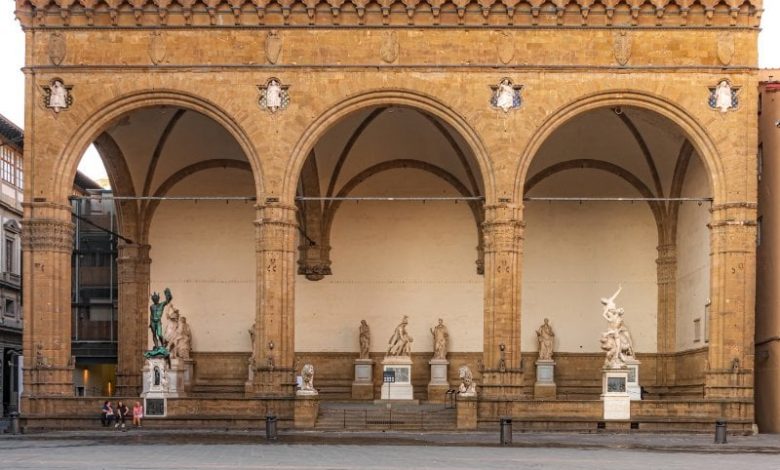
[430,318,449,360]
[48,80,69,112]
[173,317,192,360]
[266,79,282,111]
[495,78,515,112]
[536,318,555,361]
[714,80,733,113]
[359,320,370,359]
[301,363,315,392]
[599,285,636,368]
[163,304,179,347]
[458,365,476,396]
[386,315,413,357]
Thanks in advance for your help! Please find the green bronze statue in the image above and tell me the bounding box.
[144,287,172,359]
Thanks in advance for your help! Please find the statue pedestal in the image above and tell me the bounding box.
[601,367,630,420]
[625,359,642,401]
[351,358,374,400]
[456,394,478,430]
[533,359,557,399]
[294,395,320,429]
[141,357,175,418]
[169,358,194,396]
[380,356,414,400]
[427,358,450,403]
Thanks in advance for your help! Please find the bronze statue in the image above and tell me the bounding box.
[144,288,172,358]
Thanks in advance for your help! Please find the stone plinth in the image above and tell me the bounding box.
[534,359,557,400]
[380,356,414,401]
[625,359,642,401]
[142,357,177,398]
[352,359,374,400]
[427,358,450,403]
[294,395,320,429]
[601,367,630,420]
[169,358,195,396]
[456,395,478,430]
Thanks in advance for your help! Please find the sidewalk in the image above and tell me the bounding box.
[2,428,779,454]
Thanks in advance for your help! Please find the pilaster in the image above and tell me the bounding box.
[247,203,298,397]
[480,203,524,399]
[705,203,757,399]
[656,243,677,387]
[115,243,151,396]
[21,202,75,404]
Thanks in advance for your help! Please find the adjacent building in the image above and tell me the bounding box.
[0,113,23,417]
[756,70,780,433]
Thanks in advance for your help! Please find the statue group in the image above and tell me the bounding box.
[599,285,636,368]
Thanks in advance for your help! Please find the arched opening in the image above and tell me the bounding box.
[293,105,486,399]
[522,106,712,398]
[69,105,258,397]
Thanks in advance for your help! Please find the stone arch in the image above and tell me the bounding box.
[53,89,263,204]
[283,88,494,204]
[513,90,723,203]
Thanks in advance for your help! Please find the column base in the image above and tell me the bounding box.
[244,368,296,397]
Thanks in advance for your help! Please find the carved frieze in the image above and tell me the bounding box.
[22,219,75,253]
[16,0,762,28]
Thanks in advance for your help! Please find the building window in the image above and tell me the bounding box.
[5,237,14,273]
[4,298,15,317]
[0,146,22,189]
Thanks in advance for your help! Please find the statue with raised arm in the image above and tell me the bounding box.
[386,315,413,357]
[144,288,172,358]
[599,285,636,367]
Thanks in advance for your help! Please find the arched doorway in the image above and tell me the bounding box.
[521,105,713,398]
[293,104,487,400]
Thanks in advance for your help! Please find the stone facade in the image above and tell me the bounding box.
[14,0,761,429]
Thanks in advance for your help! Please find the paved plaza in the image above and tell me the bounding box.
[1,431,780,470]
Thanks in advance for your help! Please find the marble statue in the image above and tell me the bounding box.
[172,317,192,360]
[359,320,370,359]
[48,80,69,112]
[536,318,555,361]
[144,288,172,358]
[266,79,282,110]
[163,304,179,347]
[599,285,636,368]
[430,318,449,360]
[458,365,476,396]
[495,78,515,112]
[301,363,315,392]
[714,80,733,113]
[386,315,413,357]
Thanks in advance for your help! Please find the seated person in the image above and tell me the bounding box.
[101,401,115,427]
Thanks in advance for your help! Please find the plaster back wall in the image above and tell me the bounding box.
[522,171,659,353]
[675,155,712,351]
[149,168,255,352]
[295,169,483,353]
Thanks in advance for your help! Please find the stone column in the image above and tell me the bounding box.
[480,204,524,399]
[704,203,757,400]
[247,204,297,397]
[655,243,677,388]
[21,202,75,409]
[115,243,151,396]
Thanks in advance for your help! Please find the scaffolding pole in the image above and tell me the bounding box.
[68,195,714,203]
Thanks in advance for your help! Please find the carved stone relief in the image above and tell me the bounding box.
[48,32,66,66]
[709,79,739,113]
[148,31,167,66]
[379,31,400,64]
[258,78,290,113]
[717,32,735,66]
[265,30,282,65]
[489,78,523,113]
[613,31,632,67]
[43,79,73,113]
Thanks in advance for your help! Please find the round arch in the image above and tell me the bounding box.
[513,90,724,203]
[53,89,264,203]
[283,89,495,204]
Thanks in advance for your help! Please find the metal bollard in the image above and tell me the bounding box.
[9,412,20,435]
[265,413,278,441]
[499,417,512,445]
[714,419,727,444]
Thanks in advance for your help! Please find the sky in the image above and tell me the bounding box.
[0,4,779,185]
